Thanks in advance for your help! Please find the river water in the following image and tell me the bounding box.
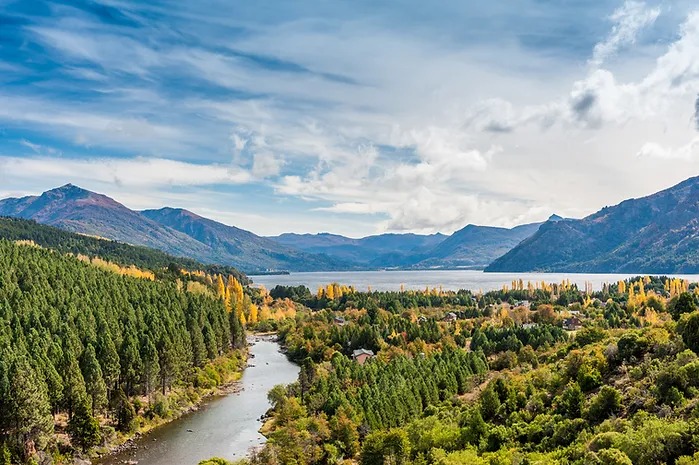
[250,270,699,293]
[97,337,299,465]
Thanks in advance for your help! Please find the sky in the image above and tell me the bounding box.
[1,0,699,237]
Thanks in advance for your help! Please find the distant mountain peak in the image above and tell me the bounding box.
[487,176,699,273]
[548,214,564,222]
[49,183,89,195]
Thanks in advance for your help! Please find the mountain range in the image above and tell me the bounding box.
[0,184,552,273]
[487,176,699,273]
[269,218,556,270]
[9,178,699,274]
[0,185,345,273]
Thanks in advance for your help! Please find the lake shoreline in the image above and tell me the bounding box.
[250,270,699,293]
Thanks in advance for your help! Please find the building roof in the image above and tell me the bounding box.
[352,349,375,358]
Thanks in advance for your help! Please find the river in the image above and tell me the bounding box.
[96,337,299,465]
[250,270,699,293]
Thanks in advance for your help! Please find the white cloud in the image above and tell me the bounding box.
[590,1,661,68]
[4,1,699,236]
[252,152,283,178]
[637,138,699,159]
[0,156,252,189]
[0,94,185,149]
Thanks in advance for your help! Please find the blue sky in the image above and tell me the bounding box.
[1,0,698,236]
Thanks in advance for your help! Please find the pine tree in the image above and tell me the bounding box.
[141,339,160,402]
[81,344,108,414]
[96,329,120,399]
[8,355,54,460]
[112,388,136,433]
[68,395,102,452]
[158,337,179,395]
[62,346,88,419]
[119,330,142,396]
[229,309,245,349]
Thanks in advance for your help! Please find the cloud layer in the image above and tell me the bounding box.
[0,0,698,236]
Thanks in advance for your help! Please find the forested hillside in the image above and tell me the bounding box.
[0,185,345,273]
[207,276,699,465]
[0,217,249,284]
[0,240,248,464]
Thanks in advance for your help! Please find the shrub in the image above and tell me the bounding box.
[587,386,622,423]
[597,448,632,465]
[152,393,171,419]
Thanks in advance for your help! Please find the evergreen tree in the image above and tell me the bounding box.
[112,388,136,433]
[81,344,108,414]
[96,329,120,398]
[7,355,53,460]
[141,338,160,402]
[119,330,142,396]
[62,346,88,418]
[68,395,102,452]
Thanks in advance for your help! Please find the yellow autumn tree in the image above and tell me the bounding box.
[216,275,226,300]
[248,303,259,325]
[225,275,244,315]
[259,305,272,321]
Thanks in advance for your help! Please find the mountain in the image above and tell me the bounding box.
[0,185,343,273]
[0,184,554,273]
[486,177,699,273]
[0,216,249,283]
[270,220,550,270]
[142,208,349,273]
[413,220,548,269]
[270,232,447,267]
[0,184,213,259]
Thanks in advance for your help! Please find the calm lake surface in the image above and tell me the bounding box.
[97,337,299,465]
[250,270,699,292]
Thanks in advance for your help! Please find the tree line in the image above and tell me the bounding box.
[0,240,246,463]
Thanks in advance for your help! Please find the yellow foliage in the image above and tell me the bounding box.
[259,305,272,321]
[225,275,245,315]
[187,281,214,297]
[216,275,226,299]
[248,304,259,324]
[14,240,40,248]
[83,256,155,280]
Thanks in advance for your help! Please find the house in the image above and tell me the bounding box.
[563,317,583,331]
[334,316,346,326]
[443,312,458,323]
[417,315,428,324]
[515,300,531,308]
[521,323,539,330]
[352,349,375,365]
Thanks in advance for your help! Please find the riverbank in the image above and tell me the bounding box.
[94,336,299,465]
[91,347,248,464]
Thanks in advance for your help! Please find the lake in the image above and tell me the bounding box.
[250,270,699,293]
[96,337,299,465]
